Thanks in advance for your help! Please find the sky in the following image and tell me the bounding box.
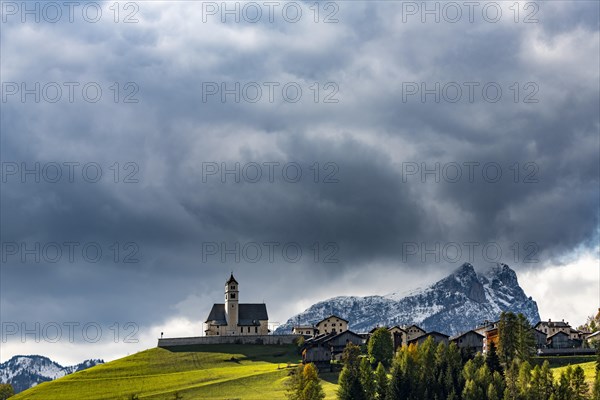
[0,1,599,366]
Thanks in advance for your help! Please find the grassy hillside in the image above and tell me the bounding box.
[552,361,596,387]
[13,345,339,400]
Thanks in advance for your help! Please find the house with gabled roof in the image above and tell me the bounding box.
[303,329,365,367]
[404,324,426,341]
[534,319,572,337]
[315,315,349,335]
[450,330,484,353]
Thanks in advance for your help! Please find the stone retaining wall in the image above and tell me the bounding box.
[157,334,300,347]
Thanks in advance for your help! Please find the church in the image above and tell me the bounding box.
[204,274,269,336]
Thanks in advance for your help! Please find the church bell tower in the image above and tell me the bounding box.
[225,273,239,334]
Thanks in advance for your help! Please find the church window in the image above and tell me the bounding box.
[231,293,236,299]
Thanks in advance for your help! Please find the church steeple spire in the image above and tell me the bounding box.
[226,273,238,285]
[225,274,239,334]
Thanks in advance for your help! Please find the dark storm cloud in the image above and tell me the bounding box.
[0,0,598,348]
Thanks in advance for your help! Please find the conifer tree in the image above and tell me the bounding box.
[387,361,405,400]
[487,382,500,400]
[499,312,519,366]
[556,367,575,400]
[491,371,506,400]
[287,365,307,400]
[571,365,590,400]
[375,362,389,400]
[287,363,325,400]
[445,342,464,397]
[517,361,532,399]
[592,371,600,400]
[538,361,555,400]
[516,313,536,363]
[303,380,326,400]
[503,360,520,400]
[417,336,437,398]
[360,357,376,400]
[338,366,366,400]
[486,341,503,375]
[338,343,366,400]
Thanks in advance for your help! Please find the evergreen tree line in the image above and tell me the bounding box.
[336,312,598,400]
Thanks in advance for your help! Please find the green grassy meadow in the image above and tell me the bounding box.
[551,361,596,388]
[13,345,339,400]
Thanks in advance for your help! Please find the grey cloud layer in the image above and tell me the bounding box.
[1,2,598,340]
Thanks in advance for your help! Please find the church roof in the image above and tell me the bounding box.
[226,273,238,285]
[205,303,268,326]
[205,304,227,325]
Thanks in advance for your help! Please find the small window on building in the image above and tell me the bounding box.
[255,326,258,333]
[231,294,236,299]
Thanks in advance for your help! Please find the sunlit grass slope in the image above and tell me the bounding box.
[552,361,596,388]
[13,344,339,400]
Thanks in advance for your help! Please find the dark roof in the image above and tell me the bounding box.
[548,331,569,339]
[531,328,547,337]
[329,330,364,342]
[450,330,485,341]
[389,326,406,332]
[368,325,404,333]
[205,304,227,325]
[405,324,425,331]
[305,332,337,346]
[238,304,269,325]
[408,331,450,343]
[476,320,499,330]
[305,330,363,347]
[535,320,570,328]
[317,315,349,325]
[205,303,268,325]
[226,273,238,285]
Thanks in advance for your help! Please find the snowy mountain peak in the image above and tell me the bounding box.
[455,262,476,275]
[484,263,519,285]
[0,355,103,393]
[276,263,539,336]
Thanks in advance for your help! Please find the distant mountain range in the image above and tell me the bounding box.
[0,355,103,393]
[276,263,540,335]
